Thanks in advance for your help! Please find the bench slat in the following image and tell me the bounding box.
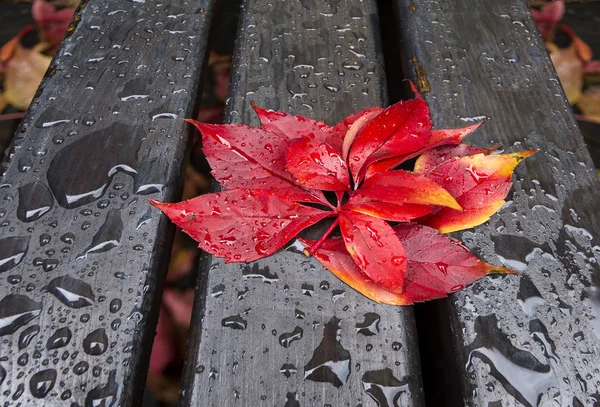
[395,0,600,405]
[0,0,214,405]
[179,0,425,405]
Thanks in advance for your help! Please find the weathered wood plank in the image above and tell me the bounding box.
[395,0,600,405]
[179,0,425,405]
[0,0,214,405]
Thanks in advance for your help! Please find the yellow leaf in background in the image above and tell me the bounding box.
[1,41,51,111]
[548,42,584,104]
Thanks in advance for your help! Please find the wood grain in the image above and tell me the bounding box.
[0,0,214,405]
[395,0,600,405]
[180,0,425,406]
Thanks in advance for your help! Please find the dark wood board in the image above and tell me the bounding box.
[179,0,425,406]
[395,0,600,406]
[0,0,215,405]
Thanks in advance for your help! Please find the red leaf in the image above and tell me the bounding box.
[285,137,350,191]
[341,107,383,160]
[364,122,483,179]
[344,200,433,223]
[253,104,382,152]
[151,189,330,262]
[348,97,431,183]
[346,170,461,221]
[339,211,407,293]
[187,120,328,205]
[32,0,75,47]
[421,151,536,233]
[331,106,385,137]
[414,143,496,175]
[302,224,515,305]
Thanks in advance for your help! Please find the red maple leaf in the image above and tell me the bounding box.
[152,84,534,304]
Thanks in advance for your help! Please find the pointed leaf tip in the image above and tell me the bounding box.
[149,199,164,209]
[403,79,421,98]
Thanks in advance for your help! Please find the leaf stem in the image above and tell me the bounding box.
[0,112,25,122]
[335,191,344,207]
[307,217,340,256]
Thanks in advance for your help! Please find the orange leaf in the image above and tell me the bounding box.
[346,170,461,222]
[339,211,407,293]
[302,224,515,305]
[422,151,535,233]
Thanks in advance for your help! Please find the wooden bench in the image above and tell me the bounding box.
[0,0,599,406]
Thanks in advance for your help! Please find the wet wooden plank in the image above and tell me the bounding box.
[0,0,214,405]
[179,0,425,405]
[395,0,600,405]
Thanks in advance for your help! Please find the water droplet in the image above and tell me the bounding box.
[78,209,123,259]
[242,264,278,283]
[332,289,345,302]
[237,287,250,300]
[18,157,33,172]
[0,236,29,273]
[284,392,300,407]
[73,361,89,375]
[517,275,545,317]
[60,232,75,244]
[304,316,351,387]
[280,363,298,378]
[32,147,48,157]
[52,135,65,144]
[391,255,406,266]
[46,327,72,349]
[0,365,5,386]
[85,370,118,407]
[83,328,108,355]
[45,275,95,308]
[47,123,140,208]
[211,284,225,298]
[18,324,40,350]
[42,258,59,272]
[529,319,558,362]
[356,313,380,336]
[0,294,42,336]
[361,368,409,406]
[301,283,314,296]
[466,315,558,407]
[34,107,70,128]
[279,326,304,348]
[221,314,247,330]
[29,369,57,398]
[109,298,122,313]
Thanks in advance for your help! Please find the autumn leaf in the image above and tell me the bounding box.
[346,170,461,222]
[348,87,432,183]
[339,211,407,293]
[1,0,74,112]
[150,189,330,262]
[0,27,52,111]
[417,150,536,233]
[185,120,329,206]
[363,122,484,179]
[285,137,350,191]
[253,104,382,153]
[32,0,75,48]
[300,224,516,305]
[155,87,532,305]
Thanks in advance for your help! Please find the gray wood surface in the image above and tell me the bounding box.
[395,0,600,406]
[179,0,425,406]
[0,0,215,405]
